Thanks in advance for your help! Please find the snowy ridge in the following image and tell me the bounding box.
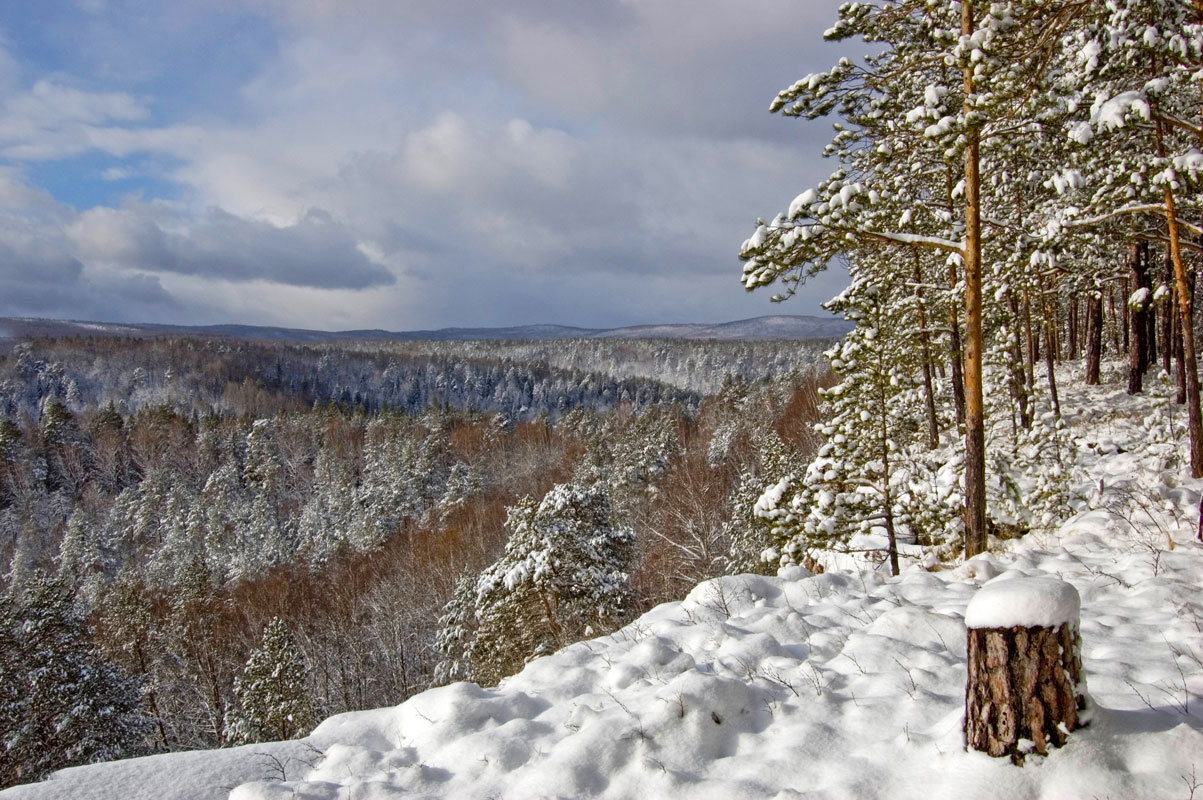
[0,315,852,344]
[4,381,1203,799]
[591,315,854,341]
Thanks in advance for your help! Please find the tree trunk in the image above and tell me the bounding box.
[1128,242,1150,395]
[914,257,941,449]
[1023,292,1037,394]
[1067,293,1079,361]
[1043,283,1061,419]
[1175,267,1187,405]
[1107,285,1121,356]
[1155,117,1203,475]
[881,426,900,578]
[1051,293,1062,365]
[948,260,968,428]
[964,622,1087,764]
[1006,293,1032,430]
[1147,257,1159,369]
[1085,292,1103,386]
[961,0,987,560]
[1122,275,1132,353]
[1162,247,1174,376]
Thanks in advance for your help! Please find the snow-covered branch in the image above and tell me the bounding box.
[858,230,964,254]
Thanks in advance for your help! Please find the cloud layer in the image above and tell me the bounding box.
[0,0,849,329]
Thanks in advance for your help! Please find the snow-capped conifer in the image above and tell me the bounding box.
[434,482,634,686]
[227,617,313,744]
[0,573,148,788]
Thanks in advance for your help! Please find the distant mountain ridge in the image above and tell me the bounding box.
[0,314,852,343]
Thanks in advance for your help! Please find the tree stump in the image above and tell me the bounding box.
[963,577,1089,763]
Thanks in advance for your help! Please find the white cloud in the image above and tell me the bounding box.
[68,203,396,289]
[0,79,151,161]
[0,167,61,213]
[0,0,852,328]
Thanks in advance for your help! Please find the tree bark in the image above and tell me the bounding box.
[1107,285,1121,356]
[1023,292,1037,394]
[915,257,941,449]
[1085,292,1103,386]
[1067,293,1079,361]
[961,0,987,559]
[1128,242,1150,395]
[948,261,968,428]
[1175,265,1187,405]
[964,622,1087,763]
[1162,246,1174,376]
[880,386,900,578]
[1007,292,1032,429]
[1121,275,1131,354]
[1042,281,1061,419]
[1158,118,1203,476]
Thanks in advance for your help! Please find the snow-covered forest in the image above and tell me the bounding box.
[0,333,829,782]
[4,0,1203,797]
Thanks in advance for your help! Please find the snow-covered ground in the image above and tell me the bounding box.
[5,377,1203,799]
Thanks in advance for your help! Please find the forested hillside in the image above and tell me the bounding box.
[0,333,828,783]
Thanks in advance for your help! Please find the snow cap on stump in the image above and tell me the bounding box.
[964,575,1080,630]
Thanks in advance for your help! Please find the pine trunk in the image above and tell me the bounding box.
[1067,294,1079,361]
[1121,276,1131,353]
[1175,277,1187,405]
[1044,308,1061,419]
[915,257,940,449]
[1157,117,1203,475]
[1147,255,1159,369]
[961,0,986,559]
[1023,293,1037,394]
[1107,286,1121,356]
[948,260,968,428]
[1128,243,1149,395]
[1085,293,1103,385]
[1162,246,1174,376]
[1006,293,1031,429]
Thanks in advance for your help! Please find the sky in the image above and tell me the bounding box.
[0,0,853,331]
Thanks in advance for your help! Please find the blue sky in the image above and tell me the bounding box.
[0,0,850,330]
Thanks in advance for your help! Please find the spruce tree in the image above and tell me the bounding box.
[0,573,148,788]
[434,482,634,686]
[227,617,314,744]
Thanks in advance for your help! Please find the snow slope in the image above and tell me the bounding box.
[5,378,1203,799]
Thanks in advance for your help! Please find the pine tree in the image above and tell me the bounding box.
[56,509,105,603]
[740,0,1100,558]
[755,270,960,574]
[1058,0,1203,475]
[723,429,799,575]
